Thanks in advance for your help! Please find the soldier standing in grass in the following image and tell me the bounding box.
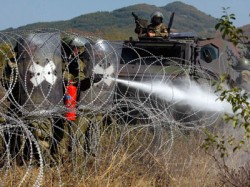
[0,32,66,166]
[61,35,104,158]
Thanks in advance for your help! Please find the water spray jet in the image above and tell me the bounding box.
[112,77,233,114]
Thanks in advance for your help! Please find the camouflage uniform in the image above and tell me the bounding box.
[0,33,66,165]
[61,35,96,159]
[147,23,168,37]
[134,11,168,38]
[0,45,22,163]
[147,11,168,38]
[134,17,148,37]
[23,118,53,163]
[0,34,100,165]
[61,36,89,82]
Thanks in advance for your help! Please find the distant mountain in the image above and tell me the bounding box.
[3,1,250,40]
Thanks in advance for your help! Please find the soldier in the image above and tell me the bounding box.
[0,32,67,166]
[0,42,21,164]
[20,34,93,165]
[61,35,91,83]
[0,32,105,166]
[133,12,148,38]
[75,38,118,157]
[147,11,168,38]
[60,35,89,159]
[61,35,103,159]
[232,43,250,92]
[133,11,169,38]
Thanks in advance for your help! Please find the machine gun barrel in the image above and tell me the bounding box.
[132,12,141,26]
[131,12,147,29]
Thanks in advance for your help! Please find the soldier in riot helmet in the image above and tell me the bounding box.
[61,35,105,158]
[133,11,169,38]
[0,32,66,165]
[147,11,168,38]
[0,32,98,166]
[61,36,91,83]
[60,35,89,156]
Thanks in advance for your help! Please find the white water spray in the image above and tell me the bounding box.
[108,77,233,114]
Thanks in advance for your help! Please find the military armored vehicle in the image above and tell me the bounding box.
[113,12,250,124]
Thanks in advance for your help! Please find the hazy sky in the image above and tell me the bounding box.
[0,0,249,30]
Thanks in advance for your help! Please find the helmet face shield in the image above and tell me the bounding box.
[150,11,164,24]
[70,37,89,47]
[152,17,162,25]
[61,35,90,59]
[151,11,164,19]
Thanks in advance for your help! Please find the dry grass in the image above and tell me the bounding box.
[0,126,223,187]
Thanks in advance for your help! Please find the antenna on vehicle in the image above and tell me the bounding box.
[167,12,175,34]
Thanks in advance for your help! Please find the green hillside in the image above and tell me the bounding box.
[1,1,234,40]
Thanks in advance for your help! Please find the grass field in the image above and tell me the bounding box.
[0,123,222,187]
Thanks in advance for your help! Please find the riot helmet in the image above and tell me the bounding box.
[231,43,250,71]
[150,11,164,25]
[70,36,89,47]
[232,57,250,71]
[62,35,88,47]
[62,35,89,55]
[70,36,91,60]
[61,35,91,80]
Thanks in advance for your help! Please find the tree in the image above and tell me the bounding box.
[203,8,250,186]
